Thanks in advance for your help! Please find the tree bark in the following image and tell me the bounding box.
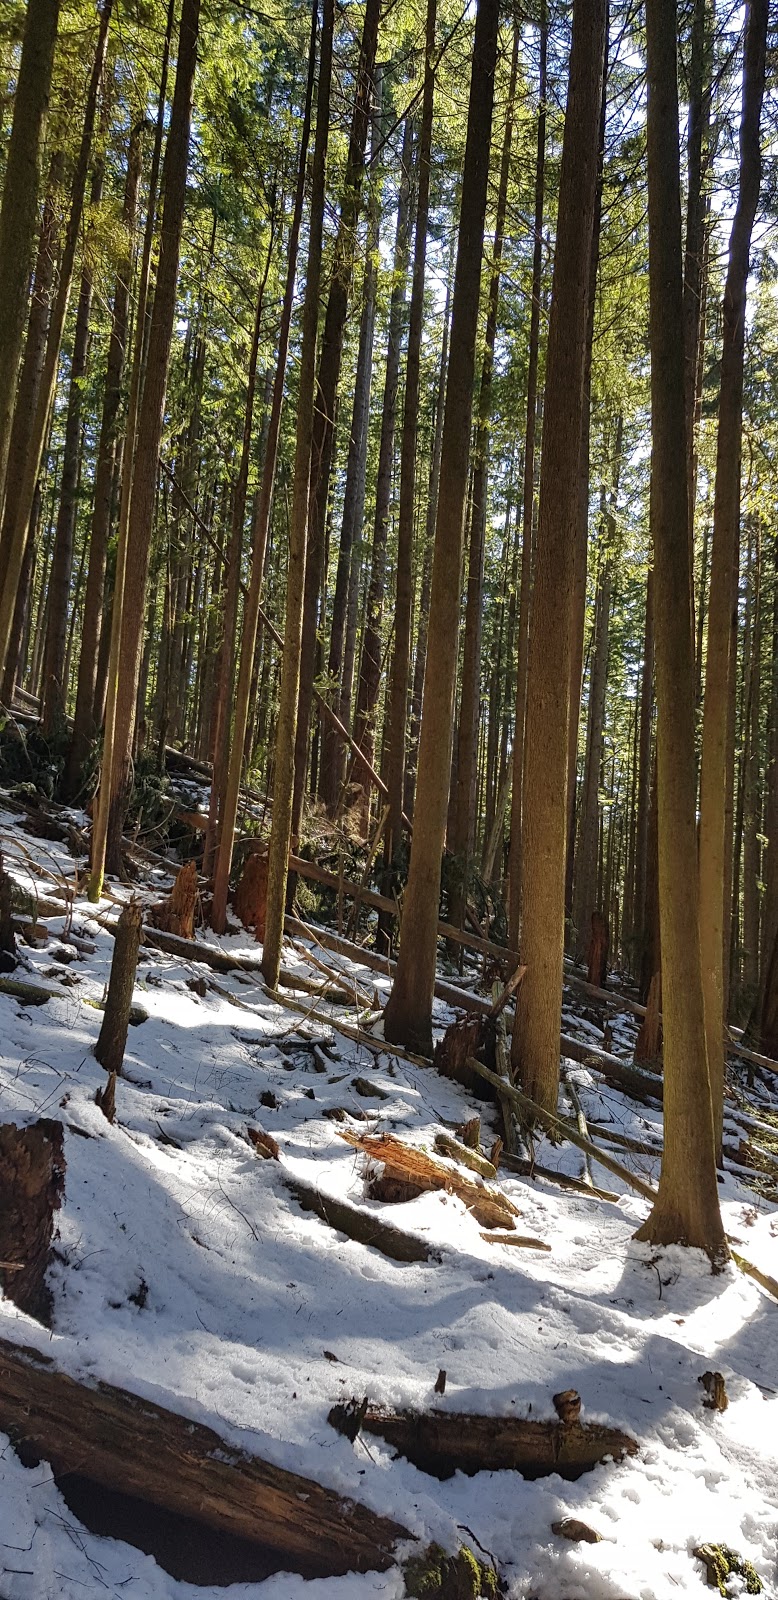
[510,0,607,1113]
[383,0,500,1054]
[634,0,727,1256]
[94,899,143,1078]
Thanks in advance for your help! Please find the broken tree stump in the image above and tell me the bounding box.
[149,860,199,940]
[0,1120,65,1322]
[338,1129,519,1231]
[0,850,18,972]
[95,900,143,1085]
[233,850,269,940]
[0,1336,409,1578]
[433,1012,497,1101]
[329,1399,638,1481]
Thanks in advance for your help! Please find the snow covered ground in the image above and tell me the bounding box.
[1,801,777,1600]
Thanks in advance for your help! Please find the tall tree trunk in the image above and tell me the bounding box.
[209,6,317,934]
[573,416,622,962]
[319,76,383,815]
[634,0,726,1258]
[0,0,60,515]
[64,120,145,796]
[41,159,105,735]
[261,0,334,987]
[507,3,546,946]
[383,0,500,1054]
[351,116,415,832]
[203,212,276,881]
[89,0,199,898]
[697,0,766,1153]
[631,565,655,978]
[683,0,711,521]
[448,20,519,930]
[510,0,607,1114]
[290,0,381,841]
[0,153,62,704]
[742,525,763,995]
[384,4,436,861]
[0,0,113,681]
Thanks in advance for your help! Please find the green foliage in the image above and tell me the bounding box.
[694,1543,762,1596]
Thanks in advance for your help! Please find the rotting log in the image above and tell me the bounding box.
[338,1128,519,1231]
[328,1400,638,1481]
[281,1174,441,1264]
[0,1336,410,1577]
[499,1151,620,1203]
[0,1121,64,1322]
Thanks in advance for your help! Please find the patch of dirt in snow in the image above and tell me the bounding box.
[0,807,777,1600]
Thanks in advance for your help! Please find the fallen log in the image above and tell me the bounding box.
[499,1152,620,1203]
[339,1128,519,1231]
[0,1336,409,1577]
[328,1400,638,1481]
[281,1175,441,1265]
[564,962,778,1071]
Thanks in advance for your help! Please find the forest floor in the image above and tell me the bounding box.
[1,792,777,1600]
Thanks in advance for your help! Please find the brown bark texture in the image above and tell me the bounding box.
[94,900,143,1076]
[0,1119,64,1323]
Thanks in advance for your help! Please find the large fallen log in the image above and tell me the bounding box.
[328,1399,638,1481]
[563,962,778,1071]
[0,1336,409,1577]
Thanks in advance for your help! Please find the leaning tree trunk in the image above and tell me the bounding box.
[697,0,767,1156]
[634,0,727,1257]
[89,0,200,899]
[261,0,334,989]
[510,0,608,1114]
[0,0,60,515]
[383,0,500,1055]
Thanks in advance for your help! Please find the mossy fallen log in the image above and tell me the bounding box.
[329,1399,638,1481]
[0,1336,409,1578]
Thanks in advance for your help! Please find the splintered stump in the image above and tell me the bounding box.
[234,850,269,940]
[339,1129,519,1231]
[433,1013,497,1101]
[94,901,142,1113]
[0,1337,409,1578]
[0,1120,65,1322]
[150,860,199,940]
[329,1400,638,1482]
[587,910,609,989]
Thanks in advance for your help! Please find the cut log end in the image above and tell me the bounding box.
[0,1119,65,1323]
